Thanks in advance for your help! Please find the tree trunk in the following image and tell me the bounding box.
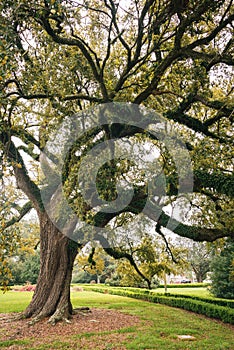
[192,265,204,283]
[163,272,168,293]
[23,212,79,324]
[196,274,203,283]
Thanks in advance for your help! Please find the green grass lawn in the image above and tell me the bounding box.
[81,283,212,297]
[0,289,233,349]
[0,291,34,313]
[153,287,211,297]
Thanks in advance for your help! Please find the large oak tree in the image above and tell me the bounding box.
[0,0,233,323]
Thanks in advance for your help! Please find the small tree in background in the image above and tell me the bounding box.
[74,247,116,284]
[110,235,188,289]
[210,239,234,299]
[175,238,213,282]
[6,219,40,285]
[9,252,40,285]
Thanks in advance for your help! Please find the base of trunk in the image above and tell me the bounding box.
[21,214,81,325]
[22,306,91,325]
[27,303,71,326]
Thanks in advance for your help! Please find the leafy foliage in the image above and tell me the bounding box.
[74,246,115,284]
[107,233,188,288]
[0,183,21,290]
[210,239,234,299]
[175,238,213,282]
[9,252,40,285]
[1,213,40,288]
[0,0,233,244]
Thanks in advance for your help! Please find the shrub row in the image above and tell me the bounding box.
[85,285,234,309]
[163,292,234,309]
[85,286,234,325]
[108,283,209,289]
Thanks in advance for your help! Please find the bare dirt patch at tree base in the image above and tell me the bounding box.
[0,309,141,349]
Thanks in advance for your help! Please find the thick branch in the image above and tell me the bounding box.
[185,13,234,51]
[181,49,234,67]
[11,126,41,150]
[164,95,231,143]
[1,132,44,212]
[133,0,155,62]
[95,233,151,288]
[37,12,109,100]
[4,201,33,229]
[92,174,233,242]
[194,170,234,198]
[3,92,103,103]
[165,110,219,139]
[138,202,232,242]
[134,51,178,104]
[173,1,214,49]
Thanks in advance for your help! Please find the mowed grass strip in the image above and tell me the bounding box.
[0,290,233,349]
[152,287,211,297]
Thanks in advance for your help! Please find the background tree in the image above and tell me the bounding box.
[107,229,188,289]
[210,239,234,299]
[0,0,233,323]
[175,238,213,282]
[76,246,115,284]
[9,252,40,285]
[187,242,212,283]
[0,180,23,289]
[7,219,40,285]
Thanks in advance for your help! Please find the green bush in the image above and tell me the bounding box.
[164,292,234,308]
[210,239,234,299]
[86,286,234,324]
[101,285,234,308]
[72,270,97,284]
[9,253,40,285]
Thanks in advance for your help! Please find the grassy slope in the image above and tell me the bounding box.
[0,290,233,349]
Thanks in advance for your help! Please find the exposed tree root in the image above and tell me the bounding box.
[47,306,91,325]
[73,307,91,314]
[0,313,26,323]
[2,305,91,326]
[47,303,70,325]
[28,315,43,326]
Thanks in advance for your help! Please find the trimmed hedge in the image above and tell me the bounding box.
[85,286,234,325]
[84,285,234,309]
[108,283,209,289]
[163,292,234,309]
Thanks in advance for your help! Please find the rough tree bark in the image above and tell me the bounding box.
[23,213,79,324]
